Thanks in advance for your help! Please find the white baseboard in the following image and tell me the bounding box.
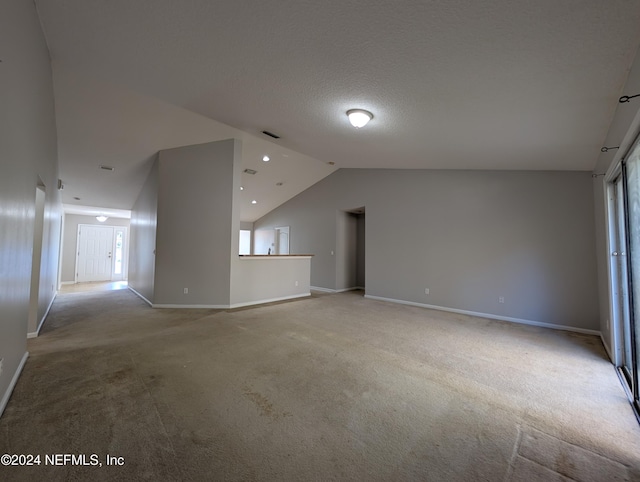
[335,287,364,293]
[311,286,364,293]
[27,293,57,339]
[128,286,153,307]
[153,303,229,309]
[229,293,311,309]
[0,352,29,418]
[148,293,311,310]
[60,281,75,285]
[364,295,602,336]
[310,286,335,293]
[600,333,614,362]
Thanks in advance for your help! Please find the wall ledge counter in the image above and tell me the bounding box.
[230,255,313,308]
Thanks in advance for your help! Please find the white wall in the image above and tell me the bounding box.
[1,0,62,413]
[254,169,599,331]
[254,228,275,255]
[129,159,159,304]
[231,258,311,307]
[61,214,130,283]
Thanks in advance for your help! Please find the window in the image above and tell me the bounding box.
[239,230,251,255]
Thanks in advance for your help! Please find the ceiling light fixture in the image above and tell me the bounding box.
[96,215,108,222]
[240,186,244,190]
[251,200,257,204]
[262,155,270,162]
[347,109,373,128]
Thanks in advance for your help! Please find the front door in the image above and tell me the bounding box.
[76,225,114,282]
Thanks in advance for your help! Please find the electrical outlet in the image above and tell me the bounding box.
[183,288,188,294]
[498,296,505,304]
[424,288,429,295]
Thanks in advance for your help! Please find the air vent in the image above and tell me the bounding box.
[262,130,280,139]
[244,169,257,175]
[100,165,115,171]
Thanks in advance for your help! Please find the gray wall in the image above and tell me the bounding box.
[154,140,237,306]
[129,160,159,303]
[61,214,130,283]
[1,0,62,410]
[254,169,599,330]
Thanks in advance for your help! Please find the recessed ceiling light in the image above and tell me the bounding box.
[240,186,244,190]
[262,155,270,162]
[251,200,257,204]
[347,109,373,128]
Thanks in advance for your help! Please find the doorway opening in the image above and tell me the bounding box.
[27,180,46,335]
[335,207,365,292]
[274,226,290,255]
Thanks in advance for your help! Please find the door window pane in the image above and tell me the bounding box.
[114,231,123,275]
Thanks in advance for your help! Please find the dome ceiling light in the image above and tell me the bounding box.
[347,109,373,128]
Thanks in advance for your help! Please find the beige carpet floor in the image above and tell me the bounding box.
[1,287,639,481]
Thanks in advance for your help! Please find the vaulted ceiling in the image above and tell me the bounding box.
[35,0,640,221]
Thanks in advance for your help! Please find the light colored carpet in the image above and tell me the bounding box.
[1,288,639,481]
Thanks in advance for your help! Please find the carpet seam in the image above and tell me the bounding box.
[521,425,634,472]
[512,453,579,482]
[503,423,522,482]
[127,351,183,478]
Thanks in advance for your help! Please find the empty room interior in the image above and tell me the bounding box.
[2,1,640,480]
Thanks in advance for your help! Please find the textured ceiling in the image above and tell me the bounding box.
[35,0,640,220]
[51,66,336,220]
